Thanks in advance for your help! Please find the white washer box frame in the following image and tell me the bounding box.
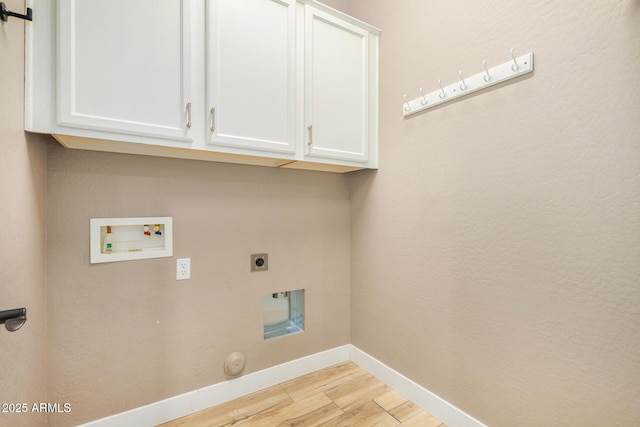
[90,217,173,264]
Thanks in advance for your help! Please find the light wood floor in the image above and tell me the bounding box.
[158,361,446,427]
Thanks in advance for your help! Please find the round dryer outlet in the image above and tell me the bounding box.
[224,352,246,377]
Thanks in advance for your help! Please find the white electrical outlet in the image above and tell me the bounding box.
[176,258,191,280]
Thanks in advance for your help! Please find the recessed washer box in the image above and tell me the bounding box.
[90,217,173,264]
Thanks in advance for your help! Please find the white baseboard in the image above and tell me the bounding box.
[80,344,485,427]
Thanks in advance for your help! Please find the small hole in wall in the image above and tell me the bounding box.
[263,289,304,340]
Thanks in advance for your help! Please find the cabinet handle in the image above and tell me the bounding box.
[210,107,216,132]
[307,125,313,146]
[186,102,192,128]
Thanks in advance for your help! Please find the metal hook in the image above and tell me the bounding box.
[483,60,491,82]
[0,2,32,22]
[510,48,519,71]
[403,95,411,112]
[419,88,427,105]
[459,70,467,91]
[438,80,446,99]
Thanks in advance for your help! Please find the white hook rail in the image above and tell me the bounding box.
[402,50,534,117]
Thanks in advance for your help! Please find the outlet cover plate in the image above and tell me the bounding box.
[177,258,191,280]
[251,253,268,272]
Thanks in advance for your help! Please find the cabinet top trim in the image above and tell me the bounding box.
[298,0,381,35]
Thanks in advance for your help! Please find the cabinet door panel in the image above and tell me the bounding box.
[305,8,369,163]
[207,0,296,154]
[58,0,193,141]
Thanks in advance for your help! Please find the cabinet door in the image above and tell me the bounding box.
[304,6,369,163]
[206,0,296,154]
[58,0,194,142]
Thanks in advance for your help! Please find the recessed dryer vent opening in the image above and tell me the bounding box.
[263,289,304,340]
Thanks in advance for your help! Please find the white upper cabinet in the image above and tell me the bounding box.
[303,6,370,164]
[57,0,195,142]
[25,0,379,172]
[206,0,296,155]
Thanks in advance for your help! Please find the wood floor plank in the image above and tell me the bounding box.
[373,390,407,412]
[275,402,343,427]
[318,400,399,427]
[386,401,423,423]
[398,411,444,427]
[281,361,366,402]
[324,373,391,412]
[234,392,334,426]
